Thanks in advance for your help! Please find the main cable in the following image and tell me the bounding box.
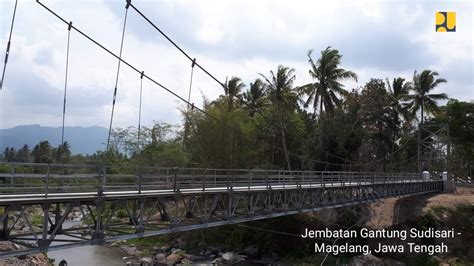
[128,1,410,168]
[35,0,341,167]
[0,0,18,90]
[35,0,411,169]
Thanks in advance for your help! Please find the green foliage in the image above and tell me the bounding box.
[299,46,357,117]
[186,98,258,168]
[418,211,438,230]
[2,47,458,179]
[437,99,474,178]
[407,69,448,123]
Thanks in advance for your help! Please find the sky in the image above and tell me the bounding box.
[0,0,472,130]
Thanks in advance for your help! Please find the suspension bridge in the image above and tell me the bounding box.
[0,0,451,258]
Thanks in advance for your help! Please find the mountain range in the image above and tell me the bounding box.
[0,125,108,155]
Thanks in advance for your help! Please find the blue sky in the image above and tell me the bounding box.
[0,0,472,129]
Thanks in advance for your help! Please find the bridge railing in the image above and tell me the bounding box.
[0,162,438,196]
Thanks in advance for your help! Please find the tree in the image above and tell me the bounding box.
[385,77,413,164]
[298,46,357,118]
[186,98,258,169]
[259,65,298,170]
[223,76,246,109]
[243,78,267,116]
[56,141,72,163]
[3,147,16,162]
[32,141,53,163]
[358,79,398,169]
[386,77,412,126]
[438,99,474,178]
[17,144,31,163]
[407,70,448,124]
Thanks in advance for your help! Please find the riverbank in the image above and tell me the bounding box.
[0,241,50,266]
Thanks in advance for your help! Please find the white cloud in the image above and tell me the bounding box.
[0,0,472,130]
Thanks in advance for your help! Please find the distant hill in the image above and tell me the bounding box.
[0,125,108,155]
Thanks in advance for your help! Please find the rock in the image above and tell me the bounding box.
[120,245,139,256]
[166,253,183,264]
[212,258,223,264]
[349,254,382,266]
[122,256,132,261]
[160,244,171,253]
[172,248,184,254]
[242,245,259,256]
[181,258,194,264]
[139,257,153,265]
[155,253,166,262]
[221,252,244,263]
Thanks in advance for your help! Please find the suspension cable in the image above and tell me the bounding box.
[0,0,18,90]
[35,0,413,169]
[127,1,400,168]
[106,1,130,151]
[61,21,73,147]
[181,58,196,166]
[137,71,144,153]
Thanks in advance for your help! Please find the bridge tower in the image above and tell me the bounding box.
[417,123,450,179]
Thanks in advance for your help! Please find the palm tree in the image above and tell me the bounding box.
[259,65,298,170]
[223,76,245,108]
[385,77,412,126]
[298,46,357,118]
[406,70,448,124]
[243,78,266,116]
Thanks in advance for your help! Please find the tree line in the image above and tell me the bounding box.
[1,46,472,177]
[3,141,72,164]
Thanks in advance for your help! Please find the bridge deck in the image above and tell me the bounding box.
[0,163,443,258]
[0,180,430,204]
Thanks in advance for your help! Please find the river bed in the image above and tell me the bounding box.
[47,221,127,266]
[48,244,126,266]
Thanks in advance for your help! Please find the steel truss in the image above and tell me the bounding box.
[0,181,442,258]
[418,123,450,176]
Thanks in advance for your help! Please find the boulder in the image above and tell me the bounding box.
[208,247,219,256]
[172,248,184,254]
[222,252,244,263]
[242,245,259,256]
[155,253,167,262]
[139,257,153,265]
[166,253,183,264]
[160,244,171,253]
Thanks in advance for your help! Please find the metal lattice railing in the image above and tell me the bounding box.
[0,162,437,197]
